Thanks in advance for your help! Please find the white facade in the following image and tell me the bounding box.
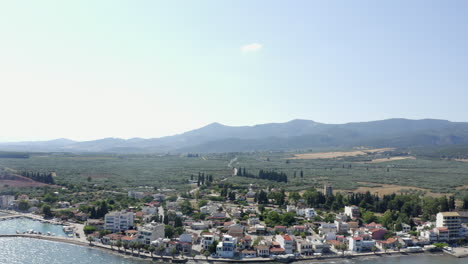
[138,222,165,244]
[275,234,294,254]
[297,208,316,218]
[104,211,135,232]
[344,206,360,218]
[216,235,237,258]
[436,212,461,240]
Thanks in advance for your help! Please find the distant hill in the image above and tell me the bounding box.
[1,118,468,153]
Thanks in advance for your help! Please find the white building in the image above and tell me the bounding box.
[275,234,294,254]
[216,235,237,258]
[297,208,316,219]
[348,237,375,252]
[138,222,165,244]
[142,206,159,215]
[436,212,461,240]
[0,195,15,209]
[201,233,216,250]
[344,206,360,219]
[296,239,313,256]
[104,211,135,232]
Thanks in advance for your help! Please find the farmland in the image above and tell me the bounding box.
[0,149,467,199]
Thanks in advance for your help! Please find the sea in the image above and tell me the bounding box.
[0,218,465,264]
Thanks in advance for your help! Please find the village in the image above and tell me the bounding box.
[1,177,468,262]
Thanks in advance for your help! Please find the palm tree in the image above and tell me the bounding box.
[129,242,136,255]
[136,242,143,257]
[110,242,114,250]
[148,245,156,258]
[372,245,378,254]
[158,245,165,258]
[171,247,178,259]
[123,243,129,254]
[87,236,94,246]
[116,240,123,252]
[396,243,402,252]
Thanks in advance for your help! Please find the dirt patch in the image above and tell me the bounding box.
[359,156,416,163]
[288,148,395,160]
[455,159,468,162]
[336,182,448,197]
[455,185,468,190]
[0,174,54,188]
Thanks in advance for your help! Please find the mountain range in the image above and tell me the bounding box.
[2,118,468,153]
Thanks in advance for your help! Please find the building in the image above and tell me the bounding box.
[348,237,375,252]
[138,222,165,245]
[256,245,270,257]
[0,195,15,209]
[275,234,294,254]
[296,239,313,256]
[344,206,361,219]
[436,212,461,240]
[216,235,237,258]
[201,233,215,250]
[241,249,257,258]
[104,211,135,232]
[297,208,316,219]
[434,227,450,242]
[324,184,333,196]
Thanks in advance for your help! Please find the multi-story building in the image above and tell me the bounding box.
[436,212,461,240]
[344,206,361,219]
[348,237,375,252]
[296,239,313,256]
[297,208,316,219]
[216,235,237,258]
[138,222,165,245]
[324,184,333,196]
[201,233,215,250]
[275,234,294,254]
[104,211,135,232]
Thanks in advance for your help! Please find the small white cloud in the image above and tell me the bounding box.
[241,43,263,52]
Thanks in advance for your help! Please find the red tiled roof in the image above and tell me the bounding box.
[270,248,285,252]
[282,235,293,241]
[352,237,362,240]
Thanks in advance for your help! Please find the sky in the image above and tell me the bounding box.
[1,0,468,142]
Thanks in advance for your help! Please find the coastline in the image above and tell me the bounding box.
[0,234,455,264]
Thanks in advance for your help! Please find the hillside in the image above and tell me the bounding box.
[1,118,468,153]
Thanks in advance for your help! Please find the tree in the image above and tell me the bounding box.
[208,240,218,254]
[171,247,178,258]
[18,200,30,212]
[158,245,165,257]
[148,245,155,258]
[42,204,53,218]
[116,240,123,252]
[371,245,378,254]
[165,225,175,238]
[83,225,97,235]
[87,236,94,246]
[362,211,377,224]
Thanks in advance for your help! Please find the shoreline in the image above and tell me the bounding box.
[0,234,456,264]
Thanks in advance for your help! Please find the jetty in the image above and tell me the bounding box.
[444,247,468,258]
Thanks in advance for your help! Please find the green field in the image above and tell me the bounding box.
[0,150,467,199]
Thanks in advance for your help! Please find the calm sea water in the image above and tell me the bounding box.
[0,238,147,264]
[0,218,67,236]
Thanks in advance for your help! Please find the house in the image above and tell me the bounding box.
[87,219,105,230]
[216,235,237,258]
[104,211,135,232]
[228,224,244,238]
[371,229,388,240]
[436,212,461,240]
[335,220,349,233]
[364,222,383,230]
[191,222,209,230]
[297,208,316,219]
[239,236,252,250]
[420,229,438,242]
[293,225,308,233]
[344,206,361,219]
[74,212,88,221]
[310,238,331,253]
[142,206,159,215]
[296,239,313,256]
[402,223,411,233]
[256,245,270,257]
[0,195,15,209]
[348,237,375,252]
[241,249,257,258]
[319,223,337,235]
[201,233,215,250]
[177,241,192,255]
[248,217,260,226]
[275,226,287,233]
[57,201,71,208]
[434,227,450,242]
[101,233,123,245]
[377,237,398,250]
[275,234,294,254]
[138,222,165,244]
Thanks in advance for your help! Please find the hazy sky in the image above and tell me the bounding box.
[1,1,467,142]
